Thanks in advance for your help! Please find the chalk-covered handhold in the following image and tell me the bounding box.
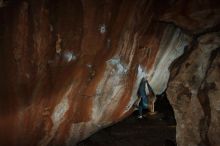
[63,51,76,62]
[99,24,106,34]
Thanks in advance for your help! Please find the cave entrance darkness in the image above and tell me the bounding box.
[78,92,176,146]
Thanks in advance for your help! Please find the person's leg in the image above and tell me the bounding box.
[140,96,148,117]
[138,98,143,118]
[142,96,148,109]
[138,104,143,116]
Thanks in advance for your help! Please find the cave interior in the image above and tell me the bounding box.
[0,0,220,146]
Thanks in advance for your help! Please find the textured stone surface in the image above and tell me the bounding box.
[0,0,220,146]
[167,33,220,146]
[160,0,220,34]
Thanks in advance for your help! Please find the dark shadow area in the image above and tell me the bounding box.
[155,92,176,125]
[78,92,176,146]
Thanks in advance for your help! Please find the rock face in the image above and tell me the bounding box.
[167,33,220,146]
[0,0,219,146]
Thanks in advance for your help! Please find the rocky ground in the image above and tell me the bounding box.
[78,110,176,146]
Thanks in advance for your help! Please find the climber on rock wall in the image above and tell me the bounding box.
[137,77,149,119]
[136,77,156,119]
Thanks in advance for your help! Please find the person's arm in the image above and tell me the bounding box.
[146,80,155,96]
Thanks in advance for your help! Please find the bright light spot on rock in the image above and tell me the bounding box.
[87,64,92,68]
[107,58,128,74]
[63,51,76,62]
[39,95,70,146]
[52,96,69,124]
[99,24,106,34]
